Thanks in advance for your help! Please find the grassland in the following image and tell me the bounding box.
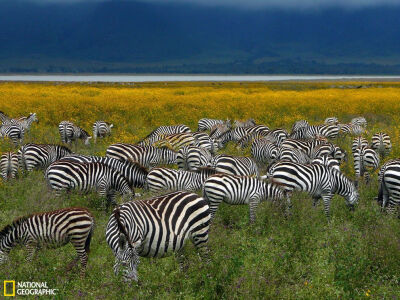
[0,81,400,299]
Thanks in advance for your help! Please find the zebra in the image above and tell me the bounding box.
[0,111,11,124]
[209,123,231,139]
[251,139,280,165]
[289,124,339,140]
[106,144,176,168]
[176,146,212,171]
[45,161,134,208]
[147,167,216,193]
[138,125,191,146]
[338,123,366,136]
[106,191,210,282]
[353,146,380,187]
[198,118,230,131]
[311,156,340,171]
[278,147,311,164]
[192,131,221,153]
[371,132,392,158]
[0,112,38,132]
[352,136,369,154]
[238,128,288,149]
[281,138,327,157]
[377,161,400,214]
[208,154,259,177]
[309,143,346,163]
[0,123,24,146]
[18,144,72,171]
[202,173,285,223]
[350,117,367,128]
[265,161,359,218]
[234,118,256,128]
[153,132,196,150]
[0,207,94,276]
[59,155,148,189]
[0,152,19,180]
[324,117,339,125]
[218,125,270,146]
[93,121,113,142]
[291,120,309,135]
[59,121,91,145]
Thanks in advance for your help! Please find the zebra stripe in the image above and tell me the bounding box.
[289,124,339,140]
[0,123,24,146]
[138,125,191,146]
[153,132,196,150]
[266,161,358,218]
[324,117,339,125]
[59,121,91,145]
[0,207,94,275]
[208,154,259,177]
[291,120,309,134]
[203,173,285,223]
[338,123,366,136]
[353,146,380,187]
[377,162,400,214]
[93,121,113,142]
[238,128,288,149]
[106,144,177,168]
[311,156,340,171]
[45,161,134,208]
[251,139,279,165]
[106,191,210,281]
[209,123,231,139]
[198,118,230,131]
[281,138,327,157]
[0,152,19,180]
[309,143,346,163]
[18,144,72,171]
[278,147,311,164]
[352,136,369,154]
[218,125,270,146]
[371,132,392,158]
[147,167,216,193]
[192,131,221,153]
[176,146,212,171]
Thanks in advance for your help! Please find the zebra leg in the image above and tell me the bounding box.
[25,240,37,261]
[249,198,260,223]
[321,193,333,220]
[285,193,293,218]
[70,238,89,276]
[364,172,370,185]
[191,227,211,264]
[176,249,189,272]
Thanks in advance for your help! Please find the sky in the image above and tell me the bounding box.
[27,0,400,9]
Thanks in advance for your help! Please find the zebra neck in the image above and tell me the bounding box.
[333,171,352,197]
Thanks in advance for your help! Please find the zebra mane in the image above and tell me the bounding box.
[0,216,28,240]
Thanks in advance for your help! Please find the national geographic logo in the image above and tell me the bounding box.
[3,281,58,297]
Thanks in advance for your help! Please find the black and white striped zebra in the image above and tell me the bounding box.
[218,125,270,146]
[266,161,359,218]
[0,207,94,275]
[198,118,230,131]
[0,112,38,132]
[59,121,91,145]
[59,155,148,188]
[45,161,134,208]
[281,138,327,157]
[289,124,339,140]
[153,132,196,150]
[311,156,340,171]
[324,117,339,125]
[371,132,392,158]
[176,146,212,171]
[106,144,176,168]
[106,191,210,281]
[338,123,366,136]
[0,123,24,146]
[203,173,285,223]
[209,123,231,139]
[291,120,309,134]
[251,139,280,165]
[377,161,400,214]
[309,143,346,163]
[350,117,367,128]
[192,131,221,153]
[208,154,259,177]
[234,118,256,128]
[138,125,191,146]
[0,152,19,180]
[352,136,369,154]
[18,144,72,171]
[93,121,113,142]
[238,128,288,149]
[278,147,311,164]
[147,167,216,193]
[353,146,380,187]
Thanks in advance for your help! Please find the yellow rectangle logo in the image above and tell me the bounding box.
[4,280,15,297]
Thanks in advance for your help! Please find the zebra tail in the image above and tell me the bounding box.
[19,147,27,171]
[114,207,133,247]
[85,221,95,254]
[202,184,210,204]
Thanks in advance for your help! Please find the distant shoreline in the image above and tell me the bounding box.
[1,74,400,83]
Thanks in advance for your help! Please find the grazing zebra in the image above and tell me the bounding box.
[289,124,339,140]
[338,123,366,136]
[209,123,231,139]
[350,117,367,128]
[18,144,72,171]
[147,167,216,193]
[208,154,259,177]
[324,117,339,125]
[176,146,212,171]
[153,132,196,150]
[0,152,19,180]
[291,120,309,134]
[353,146,380,187]
[352,136,369,154]
[45,161,134,208]
[198,118,230,131]
[93,121,113,142]
[203,173,285,222]
[192,131,221,153]
[234,118,256,128]
[265,162,359,218]
[281,138,327,157]
[0,123,24,146]
[251,139,279,165]
[0,207,94,275]
[106,144,176,168]
[278,147,311,164]
[238,128,288,149]
[59,121,91,145]
[60,155,148,188]
[138,125,191,146]
[371,132,392,158]
[311,156,340,171]
[377,161,400,214]
[106,191,210,282]
[218,125,270,146]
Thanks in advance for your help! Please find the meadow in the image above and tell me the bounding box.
[0,81,400,299]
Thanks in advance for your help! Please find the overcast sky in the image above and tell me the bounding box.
[28,0,400,9]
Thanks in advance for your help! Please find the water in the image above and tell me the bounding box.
[0,74,399,82]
